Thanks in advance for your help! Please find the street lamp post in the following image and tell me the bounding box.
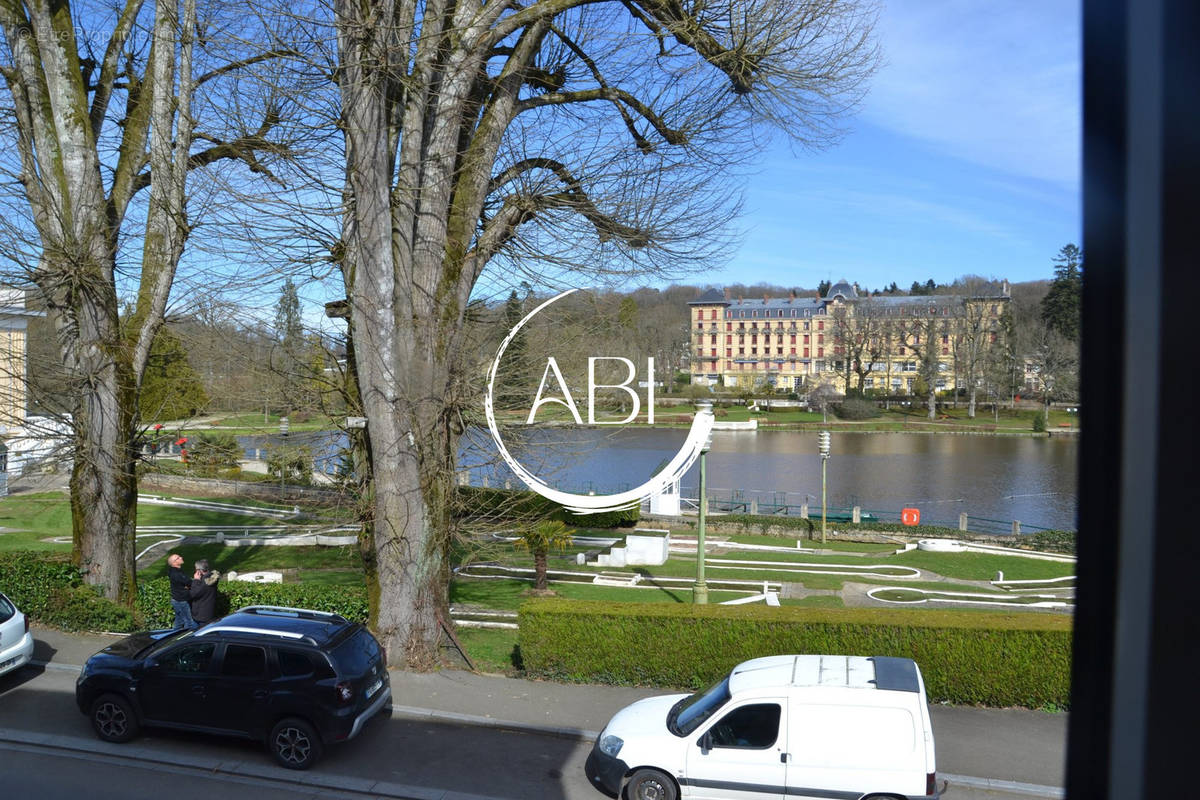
[818,431,831,544]
[694,402,714,604]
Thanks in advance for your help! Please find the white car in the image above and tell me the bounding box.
[586,654,941,800]
[0,591,35,678]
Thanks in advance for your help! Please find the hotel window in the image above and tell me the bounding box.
[777,348,783,355]
[892,377,902,388]
[803,334,810,344]
[726,322,732,331]
[738,348,745,355]
[790,334,796,344]
[726,335,732,344]
[942,334,949,344]
[818,321,824,330]
[817,347,824,357]
[751,335,757,344]
[804,348,809,357]
[942,347,949,355]
[899,346,906,355]
[818,334,824,344]
[710,334,716,344]
[751,348,757,355]
[710,309,717,319]
[726,348,732,357]
[790,347,796,355]
[990,332,997,343]
[710,348,716,357]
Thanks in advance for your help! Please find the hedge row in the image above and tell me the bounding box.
[136,578,368,629]
[0,551,368,633]
[0,551,135,631]
[518,599,1073,708]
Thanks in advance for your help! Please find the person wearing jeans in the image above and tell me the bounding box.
[167,553,197,629]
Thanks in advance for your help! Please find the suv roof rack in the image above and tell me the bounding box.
[234,605,348,622]
[195,625,318,645]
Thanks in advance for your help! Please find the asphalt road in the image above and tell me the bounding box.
[0,661,1064,800]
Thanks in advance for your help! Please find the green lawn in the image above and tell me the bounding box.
[139,543,363,577]
[890,550,1075,581]
[0,492,334,552]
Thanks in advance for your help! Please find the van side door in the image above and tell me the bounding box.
[683,699,787,800]
[784,703,925,799]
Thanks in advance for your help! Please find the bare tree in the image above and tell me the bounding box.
[331,0,879,663]
[0,0,289,600]
[897,313,949,420]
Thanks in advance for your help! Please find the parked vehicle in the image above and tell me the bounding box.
[586,654,941,800]
[75,605,391,769]
[0,591,35,679]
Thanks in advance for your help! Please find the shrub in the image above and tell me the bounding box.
[43,585,137,632]
[1032,413,1048,433]
[188,433,242,476]
[0,551,81,617]
[833,397,880,420]
[267,445,313,485]
[136,577,368,629]
[519,600,1072,708]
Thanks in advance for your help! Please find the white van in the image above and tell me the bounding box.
[585,654,941,800]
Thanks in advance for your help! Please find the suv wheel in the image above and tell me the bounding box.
[91,694,140,743]
[269,717,323,770]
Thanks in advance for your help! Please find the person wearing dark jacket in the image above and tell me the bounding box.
[167,553,197,629]
[189,559,222,625]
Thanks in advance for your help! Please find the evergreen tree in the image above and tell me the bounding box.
[495,290,531,409]
[141,328,209,422]
[273,279,307,410]
[817,280,832,297]
[1040,244,1084,341]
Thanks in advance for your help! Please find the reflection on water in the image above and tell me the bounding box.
[464,427,1078,532]
[237,426,1078,532]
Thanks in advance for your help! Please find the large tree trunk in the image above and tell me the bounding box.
[46,259,141,603]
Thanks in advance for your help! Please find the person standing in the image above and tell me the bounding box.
[189,558,221,625]
[167,553,197,630]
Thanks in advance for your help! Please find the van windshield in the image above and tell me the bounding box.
[667,676,731,736]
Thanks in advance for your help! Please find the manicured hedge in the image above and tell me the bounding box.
[1,550,368,632]
[136,577,368,629]
[518,599,1072,708]
[0,551,135,631]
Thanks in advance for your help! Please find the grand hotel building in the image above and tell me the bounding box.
[687,280,1010,394]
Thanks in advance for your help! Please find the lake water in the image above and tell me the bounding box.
[240,428,1079,533]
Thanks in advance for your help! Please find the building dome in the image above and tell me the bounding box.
[824,280,857,301]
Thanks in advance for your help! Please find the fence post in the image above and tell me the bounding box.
[800,503,809,519]
[852,506,861,523]
[750,498,759,515]
[960,513,968,531]
[481,475,489,488]
[1012,520,1021,536]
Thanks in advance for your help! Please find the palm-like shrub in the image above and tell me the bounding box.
[515,520,575,591]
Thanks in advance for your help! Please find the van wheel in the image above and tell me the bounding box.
[625,768,677,800]
[91,693,140,743]
[269,717,323,770]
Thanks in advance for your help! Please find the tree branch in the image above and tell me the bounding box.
[516,86,686,146]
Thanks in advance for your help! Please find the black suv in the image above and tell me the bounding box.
[75,605,391,769]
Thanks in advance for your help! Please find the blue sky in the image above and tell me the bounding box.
[711,0,1081,291]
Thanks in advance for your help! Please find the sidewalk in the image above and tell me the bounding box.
[28,624,1067,797]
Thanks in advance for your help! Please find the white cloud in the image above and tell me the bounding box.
[863,0,1081,187]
